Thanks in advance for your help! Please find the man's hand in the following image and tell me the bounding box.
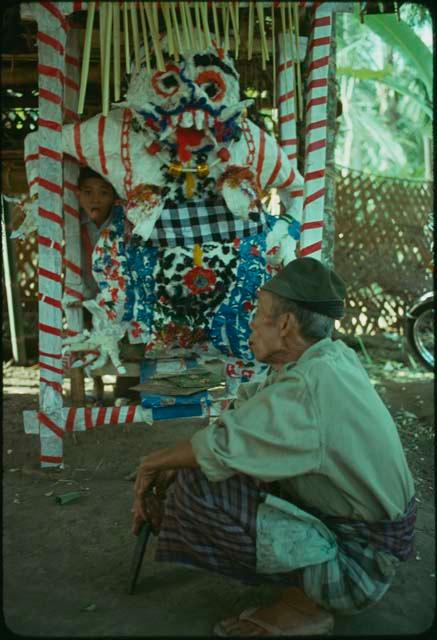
[129,441,198,536]
[131,468,177,536]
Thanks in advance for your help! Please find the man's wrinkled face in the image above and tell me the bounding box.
[126,43,241,154]
[249,291,284,363]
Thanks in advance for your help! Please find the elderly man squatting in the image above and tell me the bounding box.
[130,257,416,637]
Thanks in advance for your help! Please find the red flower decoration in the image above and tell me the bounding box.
[250,245,260,256]
[131,321,143,338]
[183,266,217,294]
[218,147,230,162]
[226,363,236,376]
[243,301,254,312]
[267,246,279,255]
[146,141,161,155]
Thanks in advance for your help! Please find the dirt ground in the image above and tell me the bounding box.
[2,349,435,637]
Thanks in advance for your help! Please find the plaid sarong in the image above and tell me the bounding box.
[313,497,417,562]
[156,469,416,614]
[155,468,301,586]
[146,198,268,247]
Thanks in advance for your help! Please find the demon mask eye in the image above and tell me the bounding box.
[151,63,181,98]
[195,70,226,103]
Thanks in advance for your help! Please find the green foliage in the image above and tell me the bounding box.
[337,65,393,81]
[337,68,432,118]
[363,13,432,98]
[335,6,433,179]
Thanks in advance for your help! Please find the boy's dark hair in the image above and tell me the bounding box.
[78,166,118,197]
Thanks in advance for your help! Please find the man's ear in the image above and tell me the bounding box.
[278,312,298,337]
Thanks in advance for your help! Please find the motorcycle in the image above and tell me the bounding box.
[405,290,434,371]
[405,213,434,371]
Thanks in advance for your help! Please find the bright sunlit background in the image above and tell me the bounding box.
[335,3,433,179]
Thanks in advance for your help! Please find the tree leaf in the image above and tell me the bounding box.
[337,66,392,81]
[376,79,432,118]
[362,14,433,98]
[339,69,433,119]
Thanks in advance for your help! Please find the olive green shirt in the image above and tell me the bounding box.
[191,338,415,523]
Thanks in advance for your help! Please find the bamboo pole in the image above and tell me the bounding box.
[113,3,121,101]
[102,2,113,116]
[78,1,95,114]
[223,4,230,56]
[145,2,165,70]
[170,2,182,60]
[1,197,27,364]
[179,2,191,53]
[123,1,131,76]
[212,0,221,48]
[229,3,239,58]
[200,2,212,49]
[152,1,160,34]
[161,3,175,57]
[248,1,254,61]
[194,2,204,50]
[99,2,107,87]
[280,2,287,37]
[287,1,293,38]
[130,2,141,72]
[184,3,197,52]
[139,2,151,72]
[235,2,240,58]
[256,1,269,70]
[272,2,276,108]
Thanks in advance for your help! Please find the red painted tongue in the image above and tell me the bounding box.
[176,127,205,163]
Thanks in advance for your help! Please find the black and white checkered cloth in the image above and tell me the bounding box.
[146,198,268,247]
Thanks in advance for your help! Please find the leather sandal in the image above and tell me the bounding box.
[213,605,334,637]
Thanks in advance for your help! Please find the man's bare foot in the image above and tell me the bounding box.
[214,588,334,637]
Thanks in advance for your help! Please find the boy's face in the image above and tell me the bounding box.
[78,177,115,227]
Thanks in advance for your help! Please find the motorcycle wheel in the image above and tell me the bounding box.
[406,300,435,371]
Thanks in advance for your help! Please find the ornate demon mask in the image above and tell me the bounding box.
[122,37,252,162]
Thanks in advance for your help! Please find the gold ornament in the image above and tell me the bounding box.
[168,162,183,177]
[185,172,196,199]
[193,244,203,266]
[196,163,209,179]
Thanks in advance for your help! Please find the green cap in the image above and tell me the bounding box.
[261,257,347,319]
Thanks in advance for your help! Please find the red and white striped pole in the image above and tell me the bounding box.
[24,404,152,435]
[63,25,85,334]
[299,2,333,260]
[35,2,71,467]
[278,32,298,167]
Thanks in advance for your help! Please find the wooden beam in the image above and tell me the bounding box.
[2,158,28,195]
[70,368,85,405]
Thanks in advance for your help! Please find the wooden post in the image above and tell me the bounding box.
[321,14,337,269]
[1,196,27,364]
[69,368,85,404]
